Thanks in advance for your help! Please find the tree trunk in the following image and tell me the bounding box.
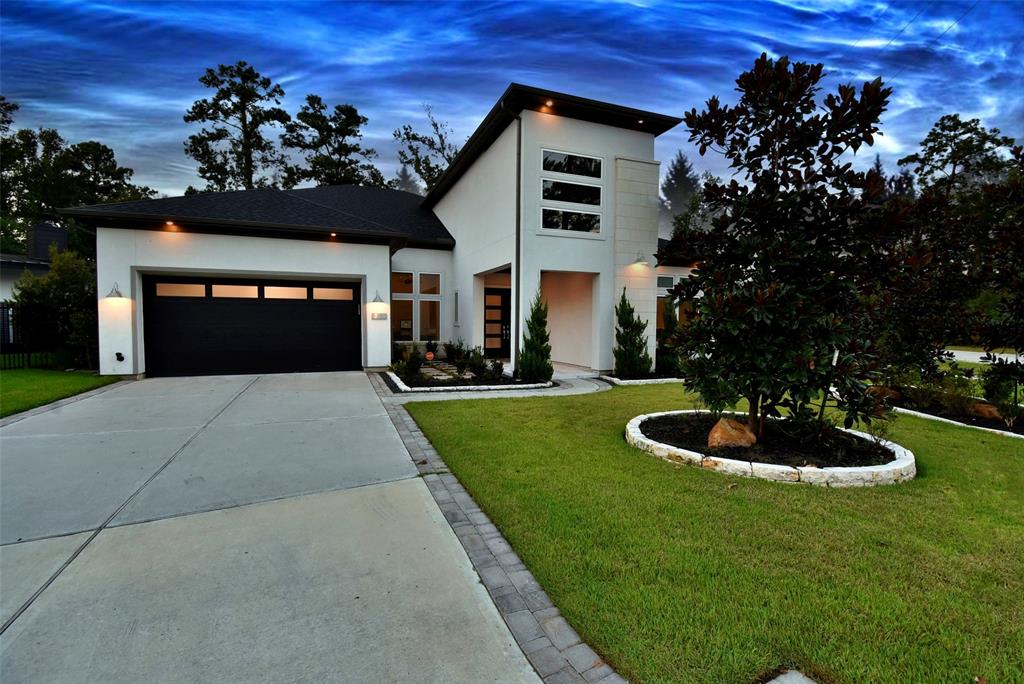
[746,394,759,432]
[240,108,253,190]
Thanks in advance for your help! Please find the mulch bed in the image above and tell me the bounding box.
[639,413,894,468]
[892,395,1023,435]
[380,371,543,392]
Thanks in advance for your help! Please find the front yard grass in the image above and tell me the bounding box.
[407,386,1024,683]
[0,369,120,418]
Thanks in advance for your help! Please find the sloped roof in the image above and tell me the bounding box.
[423,83,683,209]
[62,186,453,248]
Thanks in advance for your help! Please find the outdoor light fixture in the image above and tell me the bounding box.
[545,99,554,107]
[105,282,126,298]
[637,119,644,124]
[330,232,337,237]
[633,252,650,266]
[369,290,388,320]
[165,221,173,225]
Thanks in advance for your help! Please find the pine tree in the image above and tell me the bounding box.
[394,165,422,195]
[660,150,700,214]
[613,288,652,379]
[518,293,553,383]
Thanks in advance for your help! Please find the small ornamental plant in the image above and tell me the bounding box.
[613,288,652,379]
[517,293,553,383]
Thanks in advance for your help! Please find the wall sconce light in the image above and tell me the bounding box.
[633,252,650,267]
[368,289,388,320]
[105,282,126,299]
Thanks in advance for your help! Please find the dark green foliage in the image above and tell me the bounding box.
[667,54,893,433]
[1,104,153,254]
[184,61,291,191]
[517,293,553,383]
[466,346,488,378]
[12,247,98,368]
[982,360,1022,429]
[613,288,652,379]
[655,297,682,378]
[424,339,438,353]
[280,94,388,188]
[399,347,424,382]
[393,105,460,191]
[898,114,1016,193]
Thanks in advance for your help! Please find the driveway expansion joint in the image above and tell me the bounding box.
[374,375,627,684]
[0,374,260,635]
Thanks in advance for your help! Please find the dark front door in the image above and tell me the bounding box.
[142,275,361,377]
[483,288,511,358]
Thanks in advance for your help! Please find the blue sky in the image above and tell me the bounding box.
[1,0,1021,196]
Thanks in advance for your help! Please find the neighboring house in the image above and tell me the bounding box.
[0,221,67,301]
[64,84,686,377]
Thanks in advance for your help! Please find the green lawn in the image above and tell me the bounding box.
[407,386,1024,684]
[0,369,120,418]
[947,345,1015,354]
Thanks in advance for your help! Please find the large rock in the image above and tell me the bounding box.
[708,418,757,448]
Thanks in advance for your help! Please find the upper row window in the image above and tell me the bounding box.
[542,180,600,206]
[542,150,601,178]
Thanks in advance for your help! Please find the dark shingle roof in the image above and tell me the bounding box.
[288,186,451,247]
[61,186,454,248]
[0,253,51,266]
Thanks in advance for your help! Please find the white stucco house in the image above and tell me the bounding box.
[66,84,694,377]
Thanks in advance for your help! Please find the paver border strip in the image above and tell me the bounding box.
[626,410,917,487]
[0,379,132,428]
[374,379,627,683]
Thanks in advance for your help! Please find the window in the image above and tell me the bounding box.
[264,286,307,300]
[391,271,414,294]
[156,283,205,297]
[420,301,440,340]
[419,273,440,295]
[391,271,442,341]
[453,290,460,326]
[542,180,600,206]
[312,287,353,301]
[391,300,414,341]
[212,284,258,298]
[657,276,674,289]
[543,150,601,178]
[542,208,600,233]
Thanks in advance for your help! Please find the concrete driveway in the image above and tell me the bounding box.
[1,372,536,683]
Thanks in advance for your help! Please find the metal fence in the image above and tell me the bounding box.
[0,302,59,370]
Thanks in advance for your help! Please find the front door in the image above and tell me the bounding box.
[483,288,511,359]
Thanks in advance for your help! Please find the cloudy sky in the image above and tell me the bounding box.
[1,0,1021,196]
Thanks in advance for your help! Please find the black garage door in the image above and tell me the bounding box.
[142,275,361,377]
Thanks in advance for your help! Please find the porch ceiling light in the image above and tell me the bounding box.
[105,282,126,299]
[545,99,554,107]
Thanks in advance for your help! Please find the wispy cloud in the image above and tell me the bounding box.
[1,0,1021,195]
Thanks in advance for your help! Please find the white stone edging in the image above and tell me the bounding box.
[625,410,916,487]
[386,372,553,393]
[892,406,1024,440]
[599,375,685,386]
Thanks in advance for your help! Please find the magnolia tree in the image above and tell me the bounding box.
[664,54,892,439]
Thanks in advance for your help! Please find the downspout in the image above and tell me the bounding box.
[500,99,523,368]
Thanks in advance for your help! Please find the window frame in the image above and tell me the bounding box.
[538,147,605,240]
[390,270,443,341]
[541,178,602,206]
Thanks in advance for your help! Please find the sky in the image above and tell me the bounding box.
[1,0,1022,196]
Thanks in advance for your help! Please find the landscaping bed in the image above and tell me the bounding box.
[639,412,893,468]
[888,389,1023,436]
[406,385,1024,683]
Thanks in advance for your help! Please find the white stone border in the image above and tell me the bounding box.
[893,406,1024,440]
[598,375,685,386]
[386,371,553,393]
[625,410,916,487]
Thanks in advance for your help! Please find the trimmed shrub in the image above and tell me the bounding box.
[613,288,652,379]
[518,293,553,383]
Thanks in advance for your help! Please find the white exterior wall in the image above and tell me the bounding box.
[389,246,455,343]
[432,123,518,351]
[519,111,658,371]
[539,271,595,368]
[95,228,392,376]
[0,272,18,301]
